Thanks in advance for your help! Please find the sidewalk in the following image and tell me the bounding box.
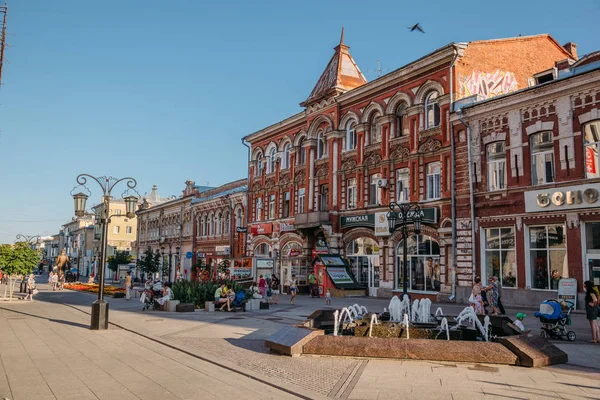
[23,283,600,400]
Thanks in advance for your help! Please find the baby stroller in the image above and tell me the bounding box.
[140,281,163,311]
[231,290,246,312]
[533,299,576,341]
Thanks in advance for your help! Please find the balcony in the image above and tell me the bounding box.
[294,211,331,229]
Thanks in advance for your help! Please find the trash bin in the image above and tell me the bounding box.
[20,279,27,293]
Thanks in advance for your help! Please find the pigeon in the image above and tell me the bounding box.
[408,23,425,33]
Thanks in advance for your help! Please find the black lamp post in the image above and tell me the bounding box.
[72,174,138,330]
[160,247,166,281]
[168,246,173,284]
[387,202,422,299]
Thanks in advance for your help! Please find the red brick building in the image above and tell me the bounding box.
[451,50,600,308]
[243,32,576,298]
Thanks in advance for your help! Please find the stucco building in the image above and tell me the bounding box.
[243,32,576,298]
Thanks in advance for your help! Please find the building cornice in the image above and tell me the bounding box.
[244,112,305,143]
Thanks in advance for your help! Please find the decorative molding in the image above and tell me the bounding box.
[417,138,442,154]
[389,145,410,160]
[385,91,413,114]
[525,120,554,135]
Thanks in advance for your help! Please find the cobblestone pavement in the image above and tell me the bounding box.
[5,283,598,400]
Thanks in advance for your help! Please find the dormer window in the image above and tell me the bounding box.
[533,68,556,85]
[425,92,440,129]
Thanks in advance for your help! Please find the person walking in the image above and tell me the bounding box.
[124,271,133,300]
[288,274,298,305]
[270,274,280,305]
[482,277,500,316]
[258,274,267,298]
[308,270,317,298]
[584,281,599,343]
[494,276,506,314]
[51,272,58,291]
[24,274,36,301]
[470,276,485,315]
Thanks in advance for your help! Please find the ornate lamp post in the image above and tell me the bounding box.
[387,202,422,299]
[160,246,166,280]
[72,175,138,330]
[15,234,41,249]
[175,246,180,281]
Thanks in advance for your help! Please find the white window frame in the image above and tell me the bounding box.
[370,116,382,144]
[425,92,440,129]
[268,194,275,220]
[317,131,327,159]
[113,225,120,234]
[255,199,263,222]
[319,185,328,211]
[283,191,290,218]
[282,143,292,169]
[126,226,132,235]
[530,131,554,186]
[346,178,357,209]
[526,224,567,290]
[426,162,441,200]
[369,174,382,205]
[396,168,409,202]
[298,138,306,165]
[255,154,264,176]
[346,124,357,151]
[268,147,277,174]
[297,188,305,214]
[395,107,406,138]
[487,142,507,191]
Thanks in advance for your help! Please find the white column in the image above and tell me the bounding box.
[308,148,315,211]
[332,140,338,207]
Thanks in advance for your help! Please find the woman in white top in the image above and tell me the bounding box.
[157,283,173,306]
[24,274,36,301]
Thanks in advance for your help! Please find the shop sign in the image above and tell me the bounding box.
[215,245,230,255]
[525,183,600,212]
[251,223,273,235]
[288,248,300,257]
[327,267,354,284]
[408,207,438,224]
[315,232,329,253]
[557,278,578,308]
[236,227,248,233]
[255,258,274,269]
[196,252,205,258]
[375,212,390,237]
[340,214,375,229]
[279,222,295,232]
[231,258,252,280]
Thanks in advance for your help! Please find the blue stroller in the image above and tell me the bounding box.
[533,299,576,341]
[231,290,246,312]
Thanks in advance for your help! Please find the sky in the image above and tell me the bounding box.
[0,0,598,244]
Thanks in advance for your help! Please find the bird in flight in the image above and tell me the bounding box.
[408,23,425,33]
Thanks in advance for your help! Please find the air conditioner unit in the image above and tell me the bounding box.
[377,178,388,188]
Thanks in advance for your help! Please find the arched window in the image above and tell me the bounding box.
[487,142,506,191]
[297,137,306,165]
[530,131,554,185]
[425,92,440,129]
[584,120,600,179]
[282,143,292,169]
[235,207,243,228]
[216,212,222,235]
[396,235,440,291]
[201,216,207,237]
[224,212,230,234]
[255,153,264,176]
[395,106,407,138]
[317,131,327,159]
[254,243,270,256]
[346,122,357,151]
[268,147,277,174]
[208,213,214,235]
[370,114,382,144]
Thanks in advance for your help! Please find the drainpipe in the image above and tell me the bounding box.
[456,110,477,285]
[241,138,251,257]
[449,47,460,301]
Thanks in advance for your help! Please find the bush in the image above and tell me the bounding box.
[171,279,245,308]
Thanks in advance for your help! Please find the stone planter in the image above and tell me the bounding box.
[176,303,195,313]
[247,299,261,311]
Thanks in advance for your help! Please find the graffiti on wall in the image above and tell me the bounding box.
[459,70,518,99]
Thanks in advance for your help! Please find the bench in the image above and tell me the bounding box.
[163,300,180,312]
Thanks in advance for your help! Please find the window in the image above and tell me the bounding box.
[347,237,380,288]
[346,178,357,209]
[369,174,382,205]
[283,192,290,218]
[298,137,306,165]
[268,147,277,174]
[115,209,122,216]
[297,188,305,214]
[202,217,208,236]
[487,142,507,191]
[346,123,357,151]
[530,132,554,185]
[529,225,567,290]
[370,114,382,144]
[395,106,407,138]
[209,214,215,235]
[426,162,441,200]
[255,153,264,176]
[396,168,409,202]
[584,120,600,179]
[224,212,230,234]
[282,143,292,170]
[255,198,263,221]
[484,228,516,288]
[216,212,222,235]
[126,226,132,235]
[268,194,275,219]
[317,131,327,159]
[425,92,440,129]
[235,208,243,228]
[396,235,440,291]
[319,185,328,211]
[254,243,270,256]
[113,226,120,234]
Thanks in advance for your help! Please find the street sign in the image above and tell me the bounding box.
[185,251,193,259]
[557,278,577,308]
[236,227,248,233]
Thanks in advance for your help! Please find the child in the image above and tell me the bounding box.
[288,274,297,305]
[514,312,531,334]
[325,288,331,305]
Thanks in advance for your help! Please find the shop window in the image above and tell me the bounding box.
[283,192,290,218]
[346,178,357,209]
[369,174,382,205]
[297,137,306,165]
[483,228,516,288]
[585,222,600,254]
[487,142,506,191]
[530,131,554,185]
[529,225,567,290]
[396,168,409,202]
[319,185,328,211]
[395,106,407,138]
[346,123,357,151]
[297,188,305,214]
[584,120,600,179]
[282,143,291,170]
[426,162,441,200]
[396,235,440,291]
[425,92,440,129]
[317,131,327,159]
[346,237,380,289]
[281,241,305,288]
[268,194,275,219]
[255,199,263,222]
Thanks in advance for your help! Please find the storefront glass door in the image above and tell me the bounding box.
[588,256,600,286]
[346,237,380,296]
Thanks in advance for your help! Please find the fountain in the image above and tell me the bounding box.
[411,299,420,322]
[333,310,339,336]
[416,298,432,323]
[403,313,410,339]
[368,314,379,338]
[455,306,491,341]
[436,317,450,340]
[435,307,444,317]
[388,295,410,322]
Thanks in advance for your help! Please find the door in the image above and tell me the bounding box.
[588,256,600,286]
[281,265,291,294]
[368,256,380,297]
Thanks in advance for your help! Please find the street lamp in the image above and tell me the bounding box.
[387,202,422,299]
[71,174,138,330]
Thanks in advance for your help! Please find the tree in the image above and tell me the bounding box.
[107,251,132,280]
[0,242,40,300]
[137,247,160,279]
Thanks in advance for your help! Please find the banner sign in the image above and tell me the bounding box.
[340,214,374,229]
[557,278,578,308]
[255,258,274,269]
[374,212,389,237]
[251,223,273,235]
[231,258,252,280]
[327,267,355,284]
[215,245,230,255]
[341,208,438,231]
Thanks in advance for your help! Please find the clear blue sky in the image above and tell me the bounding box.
[0,0,598,244]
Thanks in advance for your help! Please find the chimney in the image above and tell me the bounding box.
[563,42,578,60]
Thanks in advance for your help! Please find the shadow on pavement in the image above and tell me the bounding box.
[0,305,90,329]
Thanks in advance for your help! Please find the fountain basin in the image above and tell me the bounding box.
[354,323,475,340]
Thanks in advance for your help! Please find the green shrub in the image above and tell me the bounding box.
[172,279,245,308]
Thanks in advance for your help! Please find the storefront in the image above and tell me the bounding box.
[396,235,441,292]
[280,240,305,292]
[346,237,380,296]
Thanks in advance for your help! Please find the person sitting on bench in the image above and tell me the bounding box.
[214,283,231,311]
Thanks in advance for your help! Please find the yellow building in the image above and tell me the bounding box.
[93,199,137,257]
